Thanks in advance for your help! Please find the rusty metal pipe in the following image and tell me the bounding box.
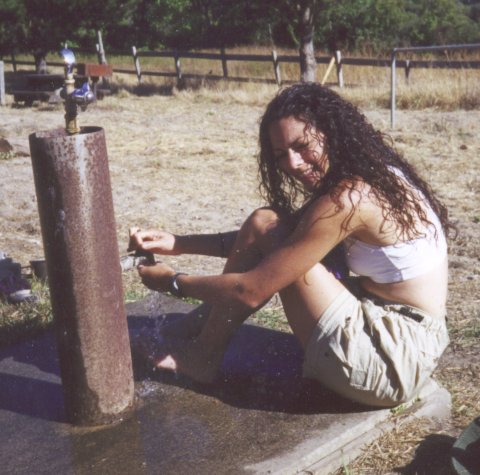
[29,127,134,426]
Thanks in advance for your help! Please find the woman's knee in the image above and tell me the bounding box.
[241,207,290,252]
[247,207,280,230]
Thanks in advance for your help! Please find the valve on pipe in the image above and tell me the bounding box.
[59,48,95,134]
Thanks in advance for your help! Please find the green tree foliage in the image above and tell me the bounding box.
[316,0,479,52]
[0,0,26,56]
[0,0,138,58]
[405,0,479,45]
[75,0,138,50]
[6,0,85,70]
[317,0,412,52]
[0,0,479,60]
[130,0,273,49]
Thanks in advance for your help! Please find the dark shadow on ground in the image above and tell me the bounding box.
[0,331,65,422]
[396,434,457,475]
[118,82,176,97]
[128,311,368,416]
[0,291,370,423]
[451,416,480,475]
[0,330,59,374]
[0,372,65,422]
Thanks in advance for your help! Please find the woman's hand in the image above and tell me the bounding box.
[137,262,175,292]
[128,227,180,255]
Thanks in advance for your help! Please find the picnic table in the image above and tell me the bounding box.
[13,73,64,105]
[12,63,113,105]
[75,63,113,99]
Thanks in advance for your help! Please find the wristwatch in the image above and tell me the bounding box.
[170,273,187,298]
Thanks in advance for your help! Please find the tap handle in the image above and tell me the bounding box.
[59,48,76,76]
[72,82,95,106]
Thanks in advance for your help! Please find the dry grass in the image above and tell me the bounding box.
[10,46,478,111]
[0,278,53,346]
[0,61,479,473]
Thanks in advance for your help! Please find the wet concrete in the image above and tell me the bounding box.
[0,293,450,474]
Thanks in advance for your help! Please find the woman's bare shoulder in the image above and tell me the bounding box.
[319,179,377,212]
[298,180,373,234]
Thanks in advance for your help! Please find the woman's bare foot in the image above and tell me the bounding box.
[154,337,224,384]
[130,328,169,366]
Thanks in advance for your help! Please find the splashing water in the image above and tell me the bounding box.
[141,293,170,341]
[135,378,159,398]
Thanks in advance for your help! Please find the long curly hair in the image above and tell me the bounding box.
[258,83,453,239]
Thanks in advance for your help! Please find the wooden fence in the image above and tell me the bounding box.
[106,47,480,88]
[4,46,480,89]
[0,61,5,106]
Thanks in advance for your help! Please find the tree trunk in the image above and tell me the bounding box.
[298,1,316,82]
[33,51,48,74]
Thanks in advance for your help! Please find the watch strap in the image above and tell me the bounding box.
[170,272,187,298]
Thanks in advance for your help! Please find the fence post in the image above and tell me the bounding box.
[220,47,228,78]
[174,50,182,82]
[131,46,142,84]
[11,52,17,73]
[272,49,281,86]
[96,30,107,64]
[334,50,344,88]
[321,56,336,85]
[404,59,411,84]
[96,30,110,88]
[390,49,397,128]
[0,61,5,106]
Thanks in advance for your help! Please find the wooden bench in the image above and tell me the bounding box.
[12,73,63,105]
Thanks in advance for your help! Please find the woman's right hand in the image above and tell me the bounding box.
[128,227,180,256]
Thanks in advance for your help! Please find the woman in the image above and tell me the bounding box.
[129,83,451,407]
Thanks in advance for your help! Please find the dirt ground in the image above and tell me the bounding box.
[0,88,479,473]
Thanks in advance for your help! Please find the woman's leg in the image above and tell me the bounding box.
[153,208,286,381]
[154,208,346,382]
[279,265,345,350]
[158,303,211,339]
[218,207,346,350]
[160,207,287,340]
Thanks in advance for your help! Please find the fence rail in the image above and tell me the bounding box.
[3,46,480,90]
[3,45,480,121]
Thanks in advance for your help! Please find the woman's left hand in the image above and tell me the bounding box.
[137,262,175,292]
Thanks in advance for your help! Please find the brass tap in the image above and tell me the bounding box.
[64,73,79,135]
[59,47,95,135]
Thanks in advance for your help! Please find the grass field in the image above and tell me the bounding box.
[0,53,479,473]
[7,45,480,110]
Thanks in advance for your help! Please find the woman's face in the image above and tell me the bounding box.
[268,116,328,191]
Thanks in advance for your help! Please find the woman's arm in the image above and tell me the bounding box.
[139,191,362,308]
[176,231,238,257]
[129,228,238,258]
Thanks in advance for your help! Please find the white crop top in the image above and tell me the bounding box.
[344,208,447,284]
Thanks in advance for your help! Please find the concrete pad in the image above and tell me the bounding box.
[0,293,450,474]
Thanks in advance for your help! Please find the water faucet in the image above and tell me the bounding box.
[71,82,95,108]
[60,47,75,75]
[59,47,95,134]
